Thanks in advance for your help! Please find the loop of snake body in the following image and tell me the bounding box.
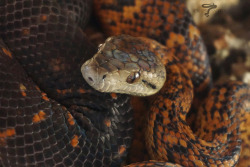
[0,0,249,167]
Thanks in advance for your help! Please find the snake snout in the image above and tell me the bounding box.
[81,59,100,88]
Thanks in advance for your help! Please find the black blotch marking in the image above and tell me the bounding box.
[110,20,116,26]
[101,0,135,11]
[133,13,139,19]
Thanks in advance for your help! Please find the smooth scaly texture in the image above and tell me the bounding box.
[0,0,250,167]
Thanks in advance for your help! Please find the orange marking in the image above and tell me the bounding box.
[218,94,225,101]
[214,111,220,118]
[188,148,194,155]
[189,155,196,161]
[32,114,40,123]
[223,113,228,120]
[166,39,174,48]
[167,135,178,145]
[158,102,164,108]
[188,162,194,167]
[182,161,189,167]
[177,34,185,45]
[220,87,227,94]
[166,32,185,49]
[67,112,75,126]
[19,83,27,97]
[162,2,170,15]
[157,125,163,132]
[35,86,41,92]
[147,6,153,13]
[173,152,180,160]
[78,88,86,93]
[161,110,168,118]
[118,145,126,155]
[223,160,230,167]
[152,14,160,22]
[111,93,117,99]
[22,29,30,36]
[177,12,184,19]
[0,129,16,138]
[179,139,187,148]
[215,102,222,109]
[40,15,47,22]
[181,154,188,161]
[41,92,49,101]
[156,132,161,141]
[208,159,214,164]
[193,147,200,155]
[71,135,79,147]
[104,119,111,127]
[167,14,175,24]
[165,24,171,31]
[32,110,46,123]
[216,160,222,165]
[56,89,72,95]
[175,132,181,138]
[163,118,170,125]
[163,134,168,143]
[2,48,12,58]
[194,160,204,166]
[189,24,200,40]
[169,130,175,136]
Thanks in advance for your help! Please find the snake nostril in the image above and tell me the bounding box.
[88,77,93,82]
[102,75,106,80]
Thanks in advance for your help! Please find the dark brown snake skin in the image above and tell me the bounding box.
[0,0,133,166]
[0,0,250,167]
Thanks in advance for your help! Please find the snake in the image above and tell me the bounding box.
[0,0,250,167]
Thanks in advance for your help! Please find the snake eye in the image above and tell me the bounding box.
[126,72,140,84]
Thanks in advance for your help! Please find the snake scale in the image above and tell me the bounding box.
[0,0,250,167]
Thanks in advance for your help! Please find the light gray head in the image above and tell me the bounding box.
[81,35,166,96]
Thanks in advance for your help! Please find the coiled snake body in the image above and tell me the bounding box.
[0,0,249,167]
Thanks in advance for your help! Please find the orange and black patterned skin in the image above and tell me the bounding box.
[141,38,250,166]
[0,0,250,167]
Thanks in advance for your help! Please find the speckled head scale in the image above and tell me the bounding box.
[81,35,166,96]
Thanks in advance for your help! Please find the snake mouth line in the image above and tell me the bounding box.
[142,79,157,89]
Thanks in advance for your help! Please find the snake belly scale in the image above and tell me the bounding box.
[0,0,250,167]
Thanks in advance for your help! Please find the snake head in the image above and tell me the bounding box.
[81,35,166,96]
